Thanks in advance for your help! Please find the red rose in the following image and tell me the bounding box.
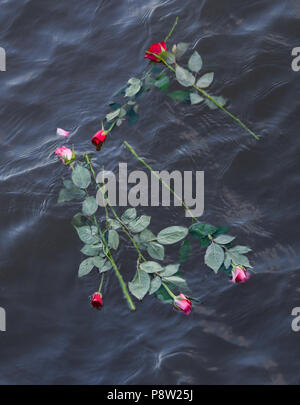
[91,130,108,151]
[144,41,167,62]
[91,292,103,309]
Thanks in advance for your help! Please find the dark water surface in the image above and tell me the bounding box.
[1,0,300,384]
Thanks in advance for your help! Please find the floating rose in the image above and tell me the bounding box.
[173,293,192,315]
[91,292,103,309]
[145,41,167,62]
[231,266,250,283]
[91,129,108,151]
[55,146,74,165]
[56,128,70,137]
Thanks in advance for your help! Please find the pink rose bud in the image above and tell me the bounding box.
[231,266,250,283]
[144,41,167,62]
[173,293,192,315]
[56,128,70,137]
[54,146,73,164]
[91,292,103,310]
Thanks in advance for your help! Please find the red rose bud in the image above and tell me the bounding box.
[91,292,103,309]
[173,293,192,315]
[91,130,108,151]
[231,266,250,283]
[144,41,167,62]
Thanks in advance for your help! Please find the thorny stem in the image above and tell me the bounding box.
[79,159,135,310]
[85,155,147,261]
[147,52,259,140]
[161,281,176,300]
[164,16,179,42]
[98,272,104,293]
[92,214,136,311]
[123,141,197,221]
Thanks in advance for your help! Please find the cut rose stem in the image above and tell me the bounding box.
[123,141,197,222]
[147,52,259,141]
[85,154,147,262]
[81,157,136,311]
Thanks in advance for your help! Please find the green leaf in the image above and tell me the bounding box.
[174,42,189,59]
[92,256,112,273]
[149,276,162,295]
[72,213,86,228]
[82,196,98,216]
[147,242,165,261]
[160,51,176,64]
[58,187,84,203]
[162,275,188,290]
[188,51,203,72]
[213,226,229,237]
[72,165,91,189]
[179,240,192,263]
[106,108,120,122]
[108,229,119,250]
[58,180,86,202]
[144,74,156,90]
[224,253,232,269]
[155,75,170,91]
[189,223,217,237]
[127,107,140,126]
[139,229,156,242]
[229,245,252,254]
[109,102,121,110]
[204,242,225,273]
[175,65,195,87]
[196,72,214,88]
[76,226,99,244]
[167,90,190,102]
[227,251,252,268]
[81,244,101,257]
[157,226,188,245]
[214,235,236,245]
[199,237,211,248]
[159,264,180,277]
[107,218,121,230]
[140,261,163,273]
[190,93,204,105]
[156,285,173,304]
[121,208,137,224]
[92,256,106,268]
[206,95,227,110]
[99,261,113,273]
[128,215,151,233]
[128,270,150,300]
[125,78,141,97]
[78,258,94,277]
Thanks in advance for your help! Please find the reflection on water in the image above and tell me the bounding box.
[0,0,300,384]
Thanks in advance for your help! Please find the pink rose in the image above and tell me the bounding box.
[231,266,250,283]
[173,293,192,315]
[55,146,73,164]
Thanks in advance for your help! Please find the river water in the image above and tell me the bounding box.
[0,0,300,384]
